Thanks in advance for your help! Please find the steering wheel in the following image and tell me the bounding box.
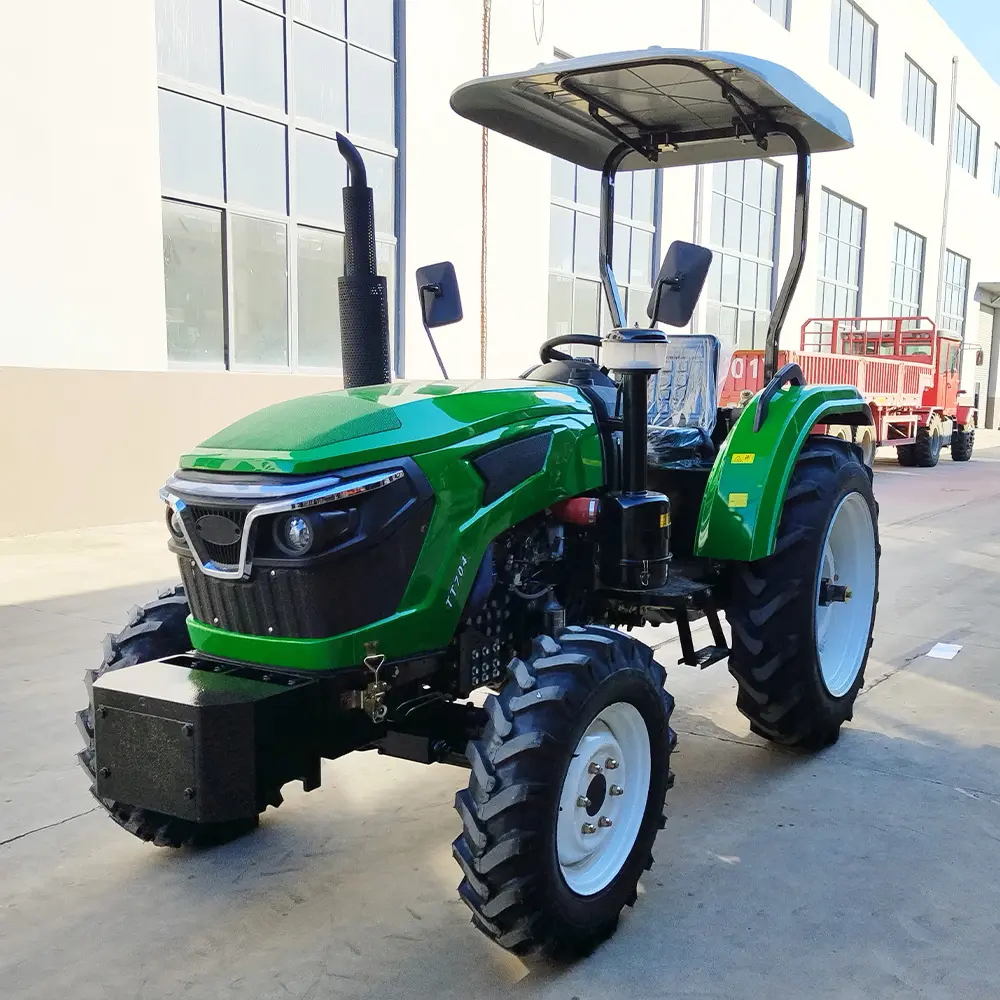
[539,334,604,365]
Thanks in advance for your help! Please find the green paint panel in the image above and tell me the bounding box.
[199,393,402,452]
[693,384,868,563]
[181,380,596,475]
[186,400,605,671]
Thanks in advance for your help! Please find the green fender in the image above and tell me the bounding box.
[693,384,870,563]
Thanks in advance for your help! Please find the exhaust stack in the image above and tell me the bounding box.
[335,133,391,387]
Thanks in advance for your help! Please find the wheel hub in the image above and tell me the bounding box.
[556,701,651,896]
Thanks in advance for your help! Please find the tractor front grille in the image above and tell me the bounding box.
[186,505,250,570]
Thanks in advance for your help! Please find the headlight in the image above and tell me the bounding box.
[274,514,315,556]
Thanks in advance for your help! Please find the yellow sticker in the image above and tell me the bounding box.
[731,453,756,465]
[659,512,671,528]
[728,493,749,509]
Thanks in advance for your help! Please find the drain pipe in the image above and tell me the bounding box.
[691,0,711,331]
[935,56,959,325]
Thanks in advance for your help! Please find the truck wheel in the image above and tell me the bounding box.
[896,444,917,467]
[951,427,975,462]
[453,626,675,956]
[854,426,876,467]
[725,438,879,750]
[76,586,267,847]
[914,423,941,467]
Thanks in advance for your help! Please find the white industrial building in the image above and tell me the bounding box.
[2,0,999,534]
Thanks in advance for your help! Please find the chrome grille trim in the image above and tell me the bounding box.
[160,469,405,581]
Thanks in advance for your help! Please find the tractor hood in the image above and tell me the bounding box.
[180,380,597,475]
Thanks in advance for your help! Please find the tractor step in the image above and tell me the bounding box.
[675,605,730,669]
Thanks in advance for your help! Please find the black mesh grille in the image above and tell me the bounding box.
[187,506,250,569]
[180,499,433,639]
[338,276,391,388]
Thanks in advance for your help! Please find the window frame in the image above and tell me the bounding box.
[901,56,936,144]
[829,0,878,97]
[954,106,981,178]
[816,188,866,319]
[888,223,927,319]
[156,0,402,375]
[939,249,971,339]
[546,160,662,339]
[750,0,791,29]
[705,158,782,349]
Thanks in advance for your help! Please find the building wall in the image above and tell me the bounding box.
[2,0,1000,537]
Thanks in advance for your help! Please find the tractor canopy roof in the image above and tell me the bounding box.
[451,48,853,171]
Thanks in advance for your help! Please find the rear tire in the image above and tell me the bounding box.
[896,444,917,467]
[951,426,975,462]
[76,586,268,847]
[725,439,880,750]
[914,422,941,467]
[453,627,675,956]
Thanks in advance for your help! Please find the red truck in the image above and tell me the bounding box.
[720,315,980,466]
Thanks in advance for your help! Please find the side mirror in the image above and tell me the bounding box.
[647,241,713,328]
[416,261,463,329]
[415,261,462,379]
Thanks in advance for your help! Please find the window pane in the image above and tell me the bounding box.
[347,0,394,54]
[375,238,396,342]
[367,148,397,235]
[627,287,650,328]
[757,265,772,309]
[738,310,755,348]
[297,227,344,368]
[291,0,345,34]
[549,206,574,271]
[548,273,573,337]
[224,0,286,109]
[630,229,653,287]
[614,173,633,218]
[231,216,289,366]
[156,0,221,90]
[225,110,288,213]
[158,90,224,199]
[744,158,763,208]
[348,48,395,145]
[612,223,629,281]
[710,193,725,248]
[720,305,738,344]
[296,130,346,225]
[761,162,777,208]
[576,169,601,209]
[552,158,576,201]
[293,23,347,129]
[759,213,775,263]
[574,212,600,279]
[573,279,600,335]
[721,254,739,303]
[741,205,761,256]
[740,260,758,307]
[163,201,225,364]
[632,171,655,224]
[723,198,742,251]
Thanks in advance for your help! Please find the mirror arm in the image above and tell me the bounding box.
[419,284,450,380]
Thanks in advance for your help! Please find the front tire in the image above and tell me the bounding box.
[951,426,975,462]
[453,627,675,956]
[76,586,268,847]
[914,422,942,467]
[725,439,880,750]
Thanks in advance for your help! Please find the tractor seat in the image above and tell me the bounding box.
[647,334,722,470]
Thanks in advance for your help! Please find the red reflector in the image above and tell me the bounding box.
[552,497,600,525]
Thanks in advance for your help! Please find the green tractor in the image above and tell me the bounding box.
[78,49,879,955]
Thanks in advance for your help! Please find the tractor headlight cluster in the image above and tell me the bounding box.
[272,508,354,558]
[167,507,185,541]
[274,514,315,556]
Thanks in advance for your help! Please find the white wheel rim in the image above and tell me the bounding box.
[859,430,875,466]
[556,701,651,896]
[815,492,877,697]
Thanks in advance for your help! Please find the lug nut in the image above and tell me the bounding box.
[605,757,619,770]
[609,784,624,796]
[588,762,603,775]
[598,816,613,828]
[576,796,591,808]
[581,822,597,835]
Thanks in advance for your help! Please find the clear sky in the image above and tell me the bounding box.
[928,0,1000,84]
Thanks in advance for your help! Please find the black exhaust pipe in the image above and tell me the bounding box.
[335,133,391,388]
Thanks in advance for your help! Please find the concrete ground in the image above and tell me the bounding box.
[2,432,1000,1000]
